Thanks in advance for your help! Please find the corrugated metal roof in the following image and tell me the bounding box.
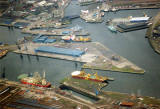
[35,46,85,57]
[44,39,56,43]
[33,35,48,43]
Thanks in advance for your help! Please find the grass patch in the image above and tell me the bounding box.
[111,66,144,74]
[83,64,144,74]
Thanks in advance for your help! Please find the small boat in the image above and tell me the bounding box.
[71,70,114,82]
[101,12,105,17]
[107,25,117,33]
[20,72,51,88]
[0,49,8,58]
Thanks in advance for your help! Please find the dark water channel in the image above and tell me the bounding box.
[0,0,160,98]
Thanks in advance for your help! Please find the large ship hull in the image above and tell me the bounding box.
[0,50,8,58]
[72,76,105,82]
[21,80,51,88]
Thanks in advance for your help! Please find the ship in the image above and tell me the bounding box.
[71,70,114,82]
[20,72,51,88]
[0,49,8,58]
[120,101,134,107]
[129,15,150,23]
[107,25,117,33]
[62,35,91,42]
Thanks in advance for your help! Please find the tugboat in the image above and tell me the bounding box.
[107,25,117,33]
[71,70,114,82]
[20,72,51,88]
[0,49,8,58]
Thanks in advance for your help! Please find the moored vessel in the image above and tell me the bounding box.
[71,70,114,82]
[0,49,8,58]
[20,72,51,88]
[62,35,91,42]
[107,25,117,33]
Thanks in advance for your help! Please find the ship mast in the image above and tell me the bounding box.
[43,71,46,79]
[42,71,47,85]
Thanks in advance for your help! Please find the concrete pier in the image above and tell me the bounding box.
[13,41,144,74]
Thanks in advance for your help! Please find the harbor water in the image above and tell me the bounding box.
[0,0,160,98]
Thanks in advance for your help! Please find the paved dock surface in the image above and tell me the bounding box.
[13,42,144,74]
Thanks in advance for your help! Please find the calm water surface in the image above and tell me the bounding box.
[0,1,160,98]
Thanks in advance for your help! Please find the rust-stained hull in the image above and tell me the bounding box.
[21,80,51,88]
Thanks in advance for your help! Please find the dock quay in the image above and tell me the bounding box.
[29,20,68,29]
[60,77,160,109]
[60,77,107,100]
[11,19,30,29]
[13,41,144,74]
[0,79,93,109]
[22,26,89,36]
[60,82,101,101]
[1,78,160,109]
[106,18,130,25]
[0,18,14,27]
[0,44,18,52]
[102,0,160,12]
[146,12,160,54]
[116,22,149,33]
[80,9,103,23]
[78,0,99,6]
